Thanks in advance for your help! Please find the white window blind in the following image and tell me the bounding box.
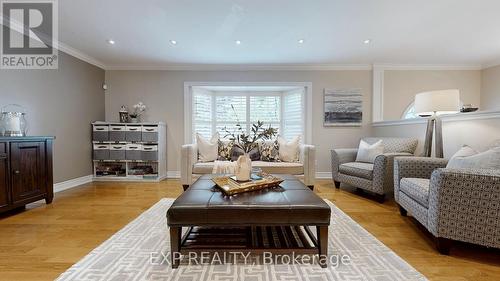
[192,93,212,139]
[216,95,247,139]
[283,90,304,141]
[191,88,305,142]
[250,96,281,135]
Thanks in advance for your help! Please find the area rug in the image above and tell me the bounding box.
[56,198,427,281]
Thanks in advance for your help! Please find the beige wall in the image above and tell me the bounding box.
[105,70,373,174]
[0,52,105,183]
[481,65,500,110]
[373,118,500,158]
[383,70,482,120]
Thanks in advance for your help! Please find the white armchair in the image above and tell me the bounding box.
[181,144,316,190]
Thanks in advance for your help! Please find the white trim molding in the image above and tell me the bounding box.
[315,172,332,179]
[54,175,93,193]
[167,171,181,179]
[107,64,373,71]
[183,81,313,144]
[372,64,483,71]
[372,110,500,127]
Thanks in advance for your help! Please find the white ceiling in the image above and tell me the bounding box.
[58,0,500,69]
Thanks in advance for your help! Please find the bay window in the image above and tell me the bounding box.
[190,86,306,142]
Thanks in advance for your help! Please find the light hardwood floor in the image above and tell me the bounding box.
[0,179,499,281]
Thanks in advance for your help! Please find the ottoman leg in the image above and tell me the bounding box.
[182,185,189,191]
[170,227,181,268]
[317,226,328,268]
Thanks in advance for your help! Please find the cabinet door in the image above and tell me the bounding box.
[0,143,8,208]
[10,142,46,204]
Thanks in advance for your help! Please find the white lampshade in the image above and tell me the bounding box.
[414,89,461,116]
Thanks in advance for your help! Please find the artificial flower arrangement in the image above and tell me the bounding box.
[129,102,147,122]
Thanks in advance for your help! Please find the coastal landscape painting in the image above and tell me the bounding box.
[324,89,363,126]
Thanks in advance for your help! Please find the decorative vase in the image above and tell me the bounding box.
[235,153,252,181]
[130,117,139,123]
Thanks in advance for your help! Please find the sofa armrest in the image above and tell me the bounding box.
[180,144,198,185]
[372,152,413,195]
[427,168,500,243]
[299,144,316,186]
[394,157,448,202]
[330,148,358,180]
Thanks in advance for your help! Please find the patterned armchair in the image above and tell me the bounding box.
[394,157,500,253]
[331,137,418,202]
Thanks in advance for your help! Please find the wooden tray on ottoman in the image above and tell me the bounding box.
[212,174,284,196]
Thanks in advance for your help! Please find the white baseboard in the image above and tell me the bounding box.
[167,171,181,178]
[315,172,332,179]
[54,175,93,193]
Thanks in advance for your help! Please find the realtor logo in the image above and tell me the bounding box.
[1,0,58,69]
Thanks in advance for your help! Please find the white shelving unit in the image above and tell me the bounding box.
[92,121,167,182]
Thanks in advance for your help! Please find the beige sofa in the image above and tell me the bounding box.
[181,144,316,190]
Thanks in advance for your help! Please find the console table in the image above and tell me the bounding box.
[0,136,54,213]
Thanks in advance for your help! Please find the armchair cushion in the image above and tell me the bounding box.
[339,162,374,180]
[362,137,418,154]
[400,178,430,208]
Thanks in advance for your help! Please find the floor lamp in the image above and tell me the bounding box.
[414,89,460,158]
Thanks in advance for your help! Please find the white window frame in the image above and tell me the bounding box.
[184,82,313,144]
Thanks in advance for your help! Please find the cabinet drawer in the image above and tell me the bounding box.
[93,125,109,141]
[142,144,158,161]
[109,144,126,160]
[142,126,158,142]
[126,144,142,160]
[109,125,126,142]
[126,126,142,142]
[93,144,110,160]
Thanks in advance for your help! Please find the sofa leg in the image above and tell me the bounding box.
[435,237,453,255]
[307,185,314,191]
[398,205,408,216]
[375,193,385,203]
[182,185,189,191]
[334,181,341,189]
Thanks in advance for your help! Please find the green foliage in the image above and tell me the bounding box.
[223,120,278,153]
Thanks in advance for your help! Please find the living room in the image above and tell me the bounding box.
[0,0,499,280]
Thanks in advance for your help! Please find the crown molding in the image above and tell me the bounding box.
[481,60,500,70]
[1,15,106,69]
[105,63,374,71]
[373,63,483,71]
[57,42,106,69]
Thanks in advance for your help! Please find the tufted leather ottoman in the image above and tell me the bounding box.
[167,174,331,268]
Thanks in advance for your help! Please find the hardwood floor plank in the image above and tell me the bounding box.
[0,179,499,281]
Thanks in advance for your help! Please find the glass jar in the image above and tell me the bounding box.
[1,104,28,136]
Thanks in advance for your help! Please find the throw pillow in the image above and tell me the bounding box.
[196,133,219,162]
[217,140,233,161]
[277,135,301,162]
[446,146,500,170]
[355,140,384,163]
[260,140,280,162]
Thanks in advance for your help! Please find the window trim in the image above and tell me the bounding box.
[184,82,313,144]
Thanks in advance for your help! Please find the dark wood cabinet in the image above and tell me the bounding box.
[0,137,53,213]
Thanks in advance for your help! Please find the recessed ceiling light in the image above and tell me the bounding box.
[235,40,241,45]
[298,39,305,44]
[170,40,177,45]
[363,39,371,44]
[107,39,115,45]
